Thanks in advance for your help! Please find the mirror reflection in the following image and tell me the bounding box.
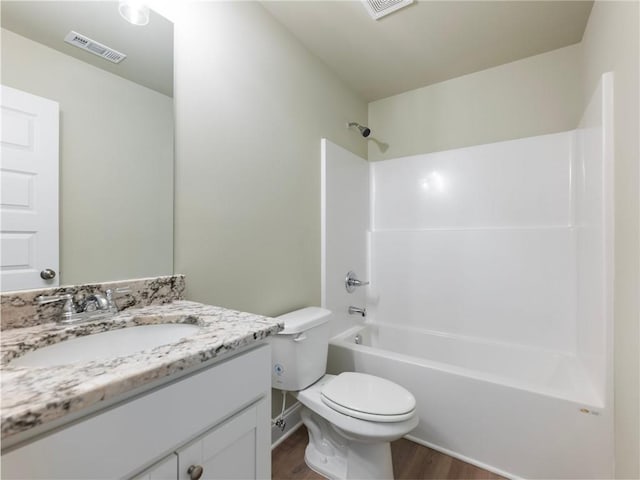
[1,1,174,292]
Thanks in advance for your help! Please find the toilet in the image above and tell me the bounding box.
[270,307,418,480]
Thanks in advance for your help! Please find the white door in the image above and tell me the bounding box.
[1,85,59,291]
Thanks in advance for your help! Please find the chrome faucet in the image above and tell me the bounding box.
[36,287,131,324]
[80,293,109,312]
[348,306,367,317]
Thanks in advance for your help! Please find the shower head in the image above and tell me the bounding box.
[348,122,371,138]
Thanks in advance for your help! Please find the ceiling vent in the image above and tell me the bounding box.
[361,0,414,20]
[64,31,127,64]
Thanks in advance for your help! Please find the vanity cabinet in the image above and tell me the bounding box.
[1,344,271,479]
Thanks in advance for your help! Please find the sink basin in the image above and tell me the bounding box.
[10,324,201,368]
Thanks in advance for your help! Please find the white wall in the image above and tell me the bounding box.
[370,132,576,352]
[173,2,367,317]
[368,44,582,161]
[321,139,369,337]
[574,73,614,408]
[1,29,174,285]
[580,2,640,477]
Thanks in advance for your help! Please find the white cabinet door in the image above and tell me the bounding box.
[177,403,266,480]
[133,453,178,480]
[0,85,59,291]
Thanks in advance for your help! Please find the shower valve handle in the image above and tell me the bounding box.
[345,271,370,293]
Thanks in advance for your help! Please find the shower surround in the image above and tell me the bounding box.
[322,74,614,478]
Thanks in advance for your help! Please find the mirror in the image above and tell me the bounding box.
[1,1,174,291]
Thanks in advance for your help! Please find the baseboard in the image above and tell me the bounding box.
[271,402,304,450]
[404,435,519,480]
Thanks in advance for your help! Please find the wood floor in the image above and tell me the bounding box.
[272,426,504,480]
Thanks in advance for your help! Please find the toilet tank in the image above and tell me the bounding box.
[270,307,331,391]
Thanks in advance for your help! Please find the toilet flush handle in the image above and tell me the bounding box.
[293,333,307,342]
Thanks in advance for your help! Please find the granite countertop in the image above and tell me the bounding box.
[0,300,283,440]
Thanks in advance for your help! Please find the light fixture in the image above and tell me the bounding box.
[119,0,150,26]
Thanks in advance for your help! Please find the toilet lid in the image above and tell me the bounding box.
[321,372,416,422]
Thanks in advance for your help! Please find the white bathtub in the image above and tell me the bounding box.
[327,323,613,479]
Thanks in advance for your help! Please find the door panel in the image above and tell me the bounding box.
[133,453,178,480]
[1,85,59,291]
[177,406,258,480]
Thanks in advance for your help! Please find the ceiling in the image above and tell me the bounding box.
[1,1,593,102]
[261,0,594,102]
[1,1,173,97]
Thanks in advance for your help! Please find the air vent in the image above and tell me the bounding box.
[64,31,127,64]
[361,0,414,20]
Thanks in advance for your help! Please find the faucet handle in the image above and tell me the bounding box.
[345,271,370,293]
[36,293,73,305]
[105,286,132,312]
[105,286,131,297]
[36,294,77,321]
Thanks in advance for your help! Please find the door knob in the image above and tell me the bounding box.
[40,268,56,280]
[187,465,203,480]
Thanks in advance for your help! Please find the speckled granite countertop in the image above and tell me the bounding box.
[1,300,283,440]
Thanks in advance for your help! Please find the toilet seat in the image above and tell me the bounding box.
[321,372,416,423]
[295,375,418,443]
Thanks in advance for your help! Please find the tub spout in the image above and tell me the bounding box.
[348,306,367,317]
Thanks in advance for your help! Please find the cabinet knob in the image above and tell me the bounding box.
[187,465,203,480]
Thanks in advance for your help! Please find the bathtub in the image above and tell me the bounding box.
[327,323,613,479]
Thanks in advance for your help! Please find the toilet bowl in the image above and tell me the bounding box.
[271,307,418,480]
[295,374,418,479]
